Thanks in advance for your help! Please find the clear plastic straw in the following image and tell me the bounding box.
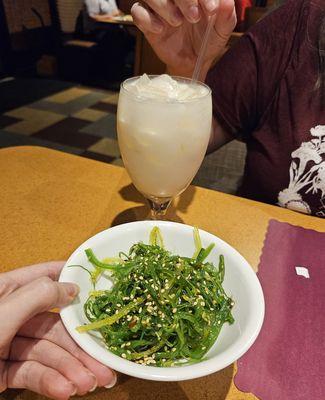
[192,14,217,82]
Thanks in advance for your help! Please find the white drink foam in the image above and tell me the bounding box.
[125,74,209,101]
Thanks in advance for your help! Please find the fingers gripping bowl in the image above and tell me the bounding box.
[59,221,264,381]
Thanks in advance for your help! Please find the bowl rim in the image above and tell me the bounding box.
[59,220,265,381]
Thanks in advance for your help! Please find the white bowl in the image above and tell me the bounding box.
[59,221,264,381]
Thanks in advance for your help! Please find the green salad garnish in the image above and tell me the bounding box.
[73,227,234,367]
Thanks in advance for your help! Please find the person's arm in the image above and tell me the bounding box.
[132,0,237,151]
[208,118,234,153]
[132,0,297,152]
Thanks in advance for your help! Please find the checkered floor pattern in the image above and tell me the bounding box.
[0,80,247,194]
[0,85,123,166]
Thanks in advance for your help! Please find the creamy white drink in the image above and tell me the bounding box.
[117,74,212,201]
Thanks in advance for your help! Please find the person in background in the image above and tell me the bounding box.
[131,0,325,218]
[83,0,123,34]
[0,262,116,399]
[84,0,123,23]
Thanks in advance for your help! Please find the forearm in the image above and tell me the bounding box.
[167,60,212,81]
[207,117,234,154]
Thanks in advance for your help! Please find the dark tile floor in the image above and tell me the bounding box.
[0,77,247,193]
[0,78,123,166]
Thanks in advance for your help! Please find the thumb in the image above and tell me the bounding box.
[0,277,79,346]
[213,0,237,44]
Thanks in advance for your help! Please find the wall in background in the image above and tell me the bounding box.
[3,0,51,33]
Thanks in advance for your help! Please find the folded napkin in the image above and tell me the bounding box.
[235,219,325,400]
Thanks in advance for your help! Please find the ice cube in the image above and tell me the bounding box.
[125,74,209,101]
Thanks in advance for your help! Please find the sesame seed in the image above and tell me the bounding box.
[172,348,176,352]
[172,308,177,313]
[117,303,121,307]
[121,353,127,358]
[161,289,165,293]
[121,343,126,348]
[127,350,131,354]
[162,358,166,362]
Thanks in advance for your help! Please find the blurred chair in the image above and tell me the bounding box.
[49,0,98,83]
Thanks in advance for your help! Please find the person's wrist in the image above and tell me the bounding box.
[166,52,223,81]
[166,65,194,79]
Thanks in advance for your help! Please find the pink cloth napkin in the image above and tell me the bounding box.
[234,219,325,400]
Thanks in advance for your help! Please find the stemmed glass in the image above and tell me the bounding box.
[117,75,212,219]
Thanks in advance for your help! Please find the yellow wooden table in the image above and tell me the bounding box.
[1,146,324,400]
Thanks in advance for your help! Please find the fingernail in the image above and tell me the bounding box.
[89,382,97,393]
[69,383,77,397]
[87,373,97,392]
[205,0,217,12]
[104,372,117,389]
[67,283,80,298]
[188,5,200,22]
[172,8,183,24]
